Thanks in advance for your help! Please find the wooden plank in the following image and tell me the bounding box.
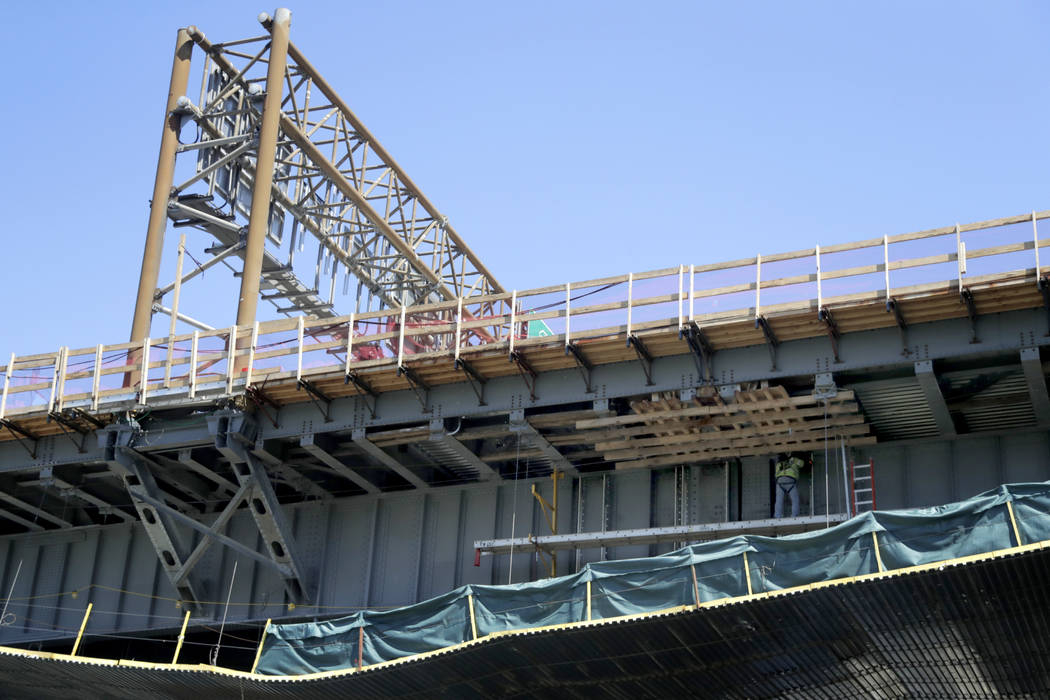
[592,414,867,452]
[615,435,878,469]
[576,392,856,429]
[599,423,871,461]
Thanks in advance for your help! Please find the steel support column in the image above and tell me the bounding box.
[130,27,194,345]
[915,360,957,436]
[234,8,291,334]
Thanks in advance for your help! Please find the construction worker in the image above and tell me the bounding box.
[774,452,806,518]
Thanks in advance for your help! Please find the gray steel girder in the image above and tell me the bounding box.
[426,419,499,481]
[508,412,579,477]
[300,433,380,494]
[350,430,430,490]
[3,309,1050,478]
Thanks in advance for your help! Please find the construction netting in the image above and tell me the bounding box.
[255,481,1050,676]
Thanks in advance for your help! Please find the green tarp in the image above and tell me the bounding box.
[256,481,1050,676]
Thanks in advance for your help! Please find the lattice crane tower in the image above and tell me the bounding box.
[130,8,503,347]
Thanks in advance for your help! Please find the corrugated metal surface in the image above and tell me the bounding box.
[852,378,939,440]
[1,543,1048,698]
[944,368,1037,433]
[853,367,1041,441]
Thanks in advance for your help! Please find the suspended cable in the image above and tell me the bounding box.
[824,398,831,528]
[0,560,23,627]
[210,560,238,666]
[507,433,522,585]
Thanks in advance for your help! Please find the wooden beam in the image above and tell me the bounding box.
[575,391,856,430]
[600,424,872,461]
[593,414,868,452]
[615,435,878,469]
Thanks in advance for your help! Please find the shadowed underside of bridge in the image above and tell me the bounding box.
[0,542,1047,699]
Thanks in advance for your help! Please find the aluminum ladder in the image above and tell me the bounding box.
[850,458,876,515]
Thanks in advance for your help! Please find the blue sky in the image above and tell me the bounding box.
[3,1,1049,356]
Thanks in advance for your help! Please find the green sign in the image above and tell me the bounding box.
[527,318,554,338]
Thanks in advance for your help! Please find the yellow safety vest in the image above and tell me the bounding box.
[776,457,804,480]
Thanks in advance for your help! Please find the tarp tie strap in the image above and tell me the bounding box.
[872,531,886,572]
[1007,500,1024,546]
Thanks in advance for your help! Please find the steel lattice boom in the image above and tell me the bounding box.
[139,10,503,338]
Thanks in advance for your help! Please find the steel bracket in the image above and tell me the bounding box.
[296,377,333,422]
[46,411,94,453]
[509,411,580,477]
[682,322,714,384]
[625,334,654,386]
[454,357,488,406]
[1039,275,1050,336]
[960,287,979,344]
[813,372,838,400]
[398,365,431,411]
[756,315,779,370]
[509,351,538,401]
[565,342,594,393]
[0,419,39,459]
[887,298,909,355]
[345,370,378,418]
[245,384,280,428]
[818,307,841,363]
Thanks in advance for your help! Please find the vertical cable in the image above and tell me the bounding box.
[210,560,238,666]
[0,560,23,627]
[507,434,522,585]
[824,399,830,528]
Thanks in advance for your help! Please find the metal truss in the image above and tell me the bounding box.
[209,411,310,602]
[99,413,312,607]
[152,12,502,330]
[101,425,200,606]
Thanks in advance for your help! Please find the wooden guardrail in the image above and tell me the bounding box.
[2,209,1048,420]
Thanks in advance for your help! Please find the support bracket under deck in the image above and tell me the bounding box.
[454,357,488,406]
[682,322,714,384]
[0,419,38,459]
[818,307,841,363]
[345,370,378,418]
[756,316,779,371]
[628,335,655,386]
[398,365,431,412]
[960,288,979,344]
[565,342,594,394]
[887,298,909,356]
[509,351,538,401]
[296,378,332,422]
